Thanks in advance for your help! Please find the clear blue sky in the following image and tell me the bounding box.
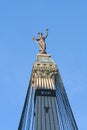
[0,0,87,130]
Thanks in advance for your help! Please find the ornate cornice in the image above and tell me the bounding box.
[31,62,58,89]
[33,63,57,78]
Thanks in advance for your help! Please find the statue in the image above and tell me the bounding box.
[33,29,48,54]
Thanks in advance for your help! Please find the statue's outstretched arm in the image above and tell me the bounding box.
[33,37,40,41]
[44,28,48,38]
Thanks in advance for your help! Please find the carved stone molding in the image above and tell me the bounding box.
[32,62,57,79]
[31,62,58,89]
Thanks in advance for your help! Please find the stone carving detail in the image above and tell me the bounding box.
[31,63,58,89]
[32,63,57,78]
[32,69,57,79]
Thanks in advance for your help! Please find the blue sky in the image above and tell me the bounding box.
[0,0,87,130]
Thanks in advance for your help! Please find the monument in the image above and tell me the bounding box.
[18,29,78,130]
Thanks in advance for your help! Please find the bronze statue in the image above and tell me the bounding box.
[33,29,48,54]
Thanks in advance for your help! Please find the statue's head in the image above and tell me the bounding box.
[38,32,43,38]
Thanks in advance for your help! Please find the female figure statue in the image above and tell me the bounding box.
[33,29,48,54]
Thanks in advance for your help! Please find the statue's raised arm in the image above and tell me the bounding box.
[44,28,48,38]
[33,29,48,54]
